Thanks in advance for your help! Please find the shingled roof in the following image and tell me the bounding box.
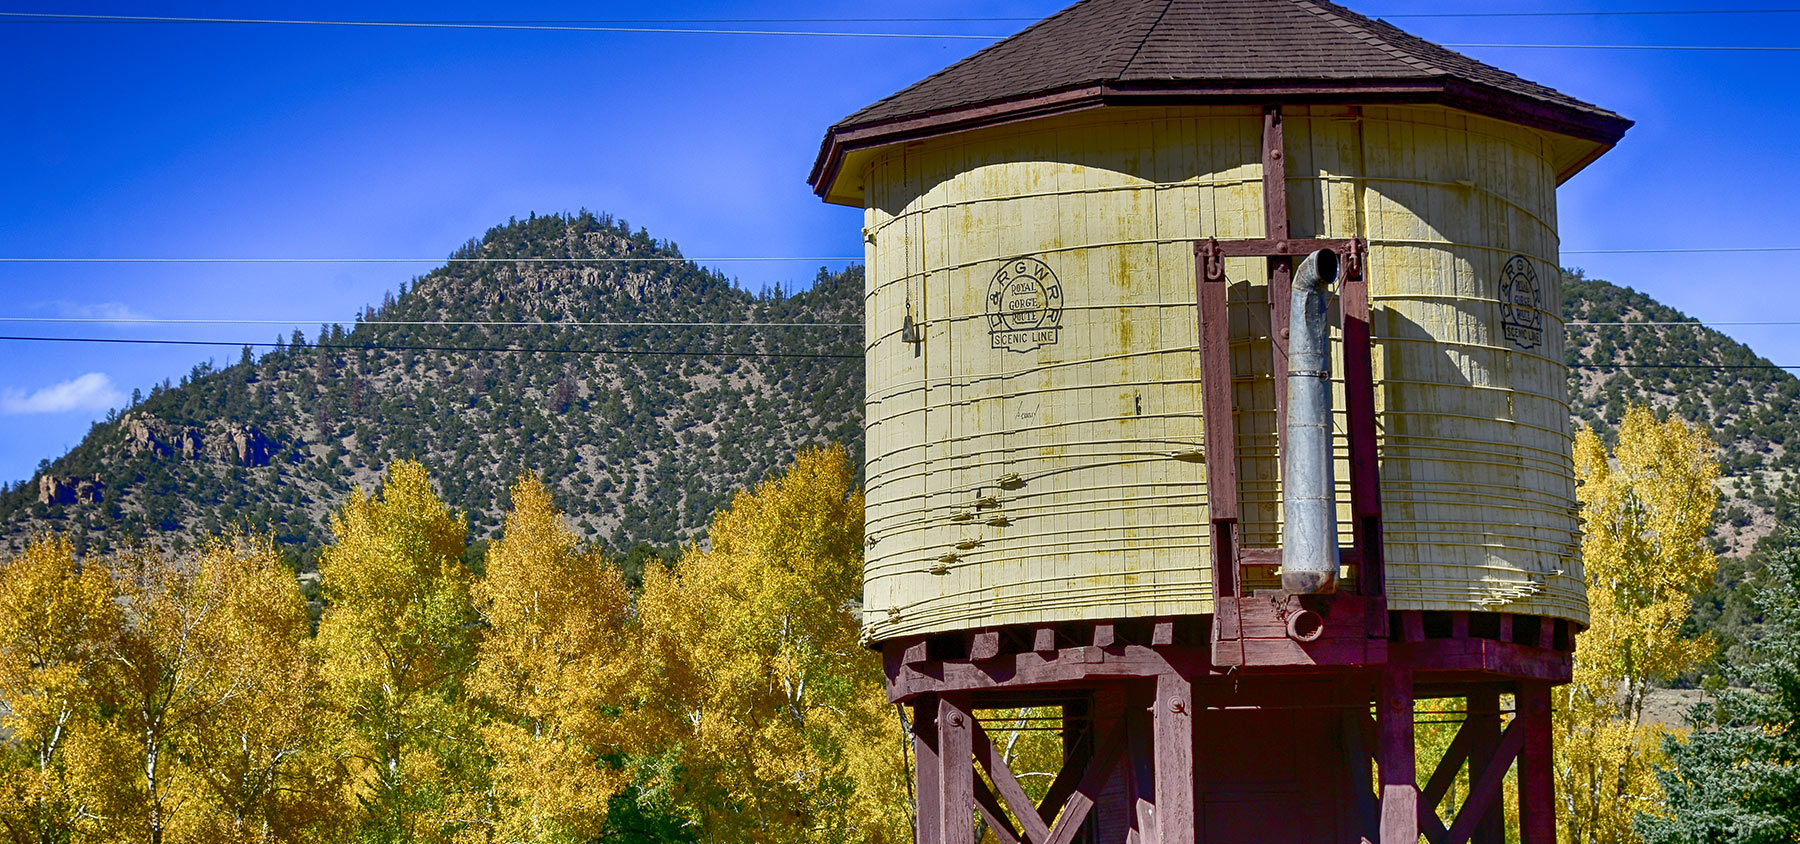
[810,0,1631,201]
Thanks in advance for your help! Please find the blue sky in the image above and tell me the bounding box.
[2,1,1797,484]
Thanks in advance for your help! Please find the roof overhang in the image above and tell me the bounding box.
[810,78,1632,206]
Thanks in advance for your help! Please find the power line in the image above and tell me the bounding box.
[5,12,1800,50]
[5,247,1800,263]
[1571,321,1800,327]
[0,256,863,264]
[10,10,1800,25]
[1381,8,1800,17]
[2,334,1795,371]
[0,317,859,328]
[0,12,1005,39]
[0,334,859,359]
[1442,42,1800,51]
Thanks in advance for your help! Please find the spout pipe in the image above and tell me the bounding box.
[1282,249,1341,594]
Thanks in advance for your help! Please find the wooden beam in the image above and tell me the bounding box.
[1343,708,1380,843]
[1517,682,1556,844]
[1043,720,1129,844]
[940,694,976,844]
[1444,714,1527,844]
[913,697,942,844]
[973,777,1026,844]
[1467,691,1506,844]
[1378,667,1419,844]
[972,720,1053,844]
[1421,719,1475,812]
[1155,674,1195,844]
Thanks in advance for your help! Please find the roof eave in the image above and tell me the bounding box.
[810,79,1631,203]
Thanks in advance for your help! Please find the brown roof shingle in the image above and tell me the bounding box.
[811,0,1631,199]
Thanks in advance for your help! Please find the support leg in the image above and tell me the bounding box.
[1155,674,1195,844]
[1378,667,1418,844]
[940,694,976,844]
[1466,691,1505,844]
[914,697,942,844]
[1517,682,1555,844]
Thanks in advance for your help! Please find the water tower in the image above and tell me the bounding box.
[811,2,1629,842]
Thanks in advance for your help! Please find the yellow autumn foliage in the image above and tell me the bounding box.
[1558,406,1719,844]
[471,473,633,843]
[632,446,909,844]
[314,460,480,842]
[0,534,120,844]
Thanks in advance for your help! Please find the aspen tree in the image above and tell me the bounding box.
[0,535,121,844]
[471,473,632,842]
[178,535,345,843]
[1559,406,1720,844]
[314,461,481,843]
[632,446,908,844]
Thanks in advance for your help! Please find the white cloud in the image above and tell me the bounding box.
[52,301,151,321]
[0,373,128,415]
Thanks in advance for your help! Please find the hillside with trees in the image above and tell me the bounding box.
[0,212,863,567]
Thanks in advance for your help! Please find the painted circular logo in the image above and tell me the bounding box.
[987,257,1064,352]
[1498,255,1543,350]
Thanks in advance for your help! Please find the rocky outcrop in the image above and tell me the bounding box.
[121,413,273,466]
[208,423,273,466]
[38,475,102,505]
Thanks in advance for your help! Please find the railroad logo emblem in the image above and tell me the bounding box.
[1498,255,1542,350]
[987,257,1063,352]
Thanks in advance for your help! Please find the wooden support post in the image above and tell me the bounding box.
[1126,686,1160,844]
[1518,682,1556,844]
[1155,674,1195,844]
[1344,705,1380,843]
[914,697,942,844]
[1378,667,1419,844]
[939,694,976,844]
[1092,687,1131,844]
[1467,691,1505,844]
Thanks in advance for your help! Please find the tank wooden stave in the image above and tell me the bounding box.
[860,103,1582,644]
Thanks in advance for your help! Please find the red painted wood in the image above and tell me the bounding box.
[973,777,1026,844]
[1045,720,1129,844]
[1154,674,1196,844]
[940,694,976,844]
[1094,623,1117,649]
[1389,639,1572,683]
[1445,715,1526,844]
[886,644,1210,700]
[1033,626,1057,653]
[973,720,1053,844]
[1211,237,1360,258]
[1466,691,1505,844]
[1125,687,1160,844]
[1421,718,1474,812]
[1239,548,1283,567]
[1378,667,1419,844]
[1343,708,1380,842]
[1196,239,1241,629]
[914,698,943,844]
[1152,620,1175,647]
[1518,681,1556,844]
[971,630,1002,661]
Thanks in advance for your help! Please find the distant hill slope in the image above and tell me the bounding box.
[0,212,863,562]
[1563,272,1800,554]
[3,217,1793,564]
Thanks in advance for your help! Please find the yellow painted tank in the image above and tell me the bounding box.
[811,0,1631,646]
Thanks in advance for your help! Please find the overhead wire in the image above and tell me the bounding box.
[3,247,1799,263]
[0,334,1792,372]
[3,12,1799,50]
[0,334,861,360]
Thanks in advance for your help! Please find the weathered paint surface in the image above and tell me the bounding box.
[860,104,1582,643]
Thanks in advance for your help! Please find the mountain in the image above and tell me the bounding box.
[0,212,863,566]
[1563,272,1800,554]
[3,214,1794,569]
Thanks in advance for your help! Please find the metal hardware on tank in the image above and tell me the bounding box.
[811,0,1630,841]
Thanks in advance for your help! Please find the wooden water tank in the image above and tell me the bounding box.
[814,0,1631,648]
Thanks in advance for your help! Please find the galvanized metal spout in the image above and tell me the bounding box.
[1282,249,1341,595]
